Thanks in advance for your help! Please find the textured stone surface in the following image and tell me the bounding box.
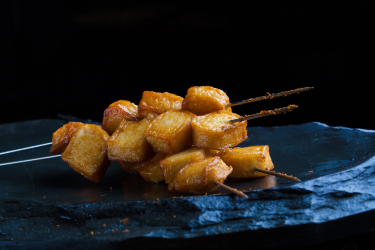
[1,119,375,249]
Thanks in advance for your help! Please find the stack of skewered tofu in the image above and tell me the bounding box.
[49,86,299,195]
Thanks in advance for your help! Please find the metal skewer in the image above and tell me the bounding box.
[0,142,52,156]
[0,155,61,166]
[0,142,61,167]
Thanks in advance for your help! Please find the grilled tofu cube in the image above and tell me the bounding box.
[61,124,110,183]
[219,146,274,178]
[182,86,232,115]
[191,110,247,150]
[118,161,137,174]
[209,149,225,156]
[145,110,196,154]
[138,91,184,119]
[107,118,153,163]
[160,147,211,184]
[102,100,138,135]
[134,152,166,183]
[50,122,83,155]
[169,156,232,194]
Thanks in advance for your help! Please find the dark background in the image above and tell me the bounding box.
[0,1,373,129]
[0,1,374,249]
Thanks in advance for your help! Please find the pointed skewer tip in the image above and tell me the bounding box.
[227,87,314,107]
[214,181,248,199]
[254,167,301,182]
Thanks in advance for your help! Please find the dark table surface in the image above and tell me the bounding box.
[1,119,375,249]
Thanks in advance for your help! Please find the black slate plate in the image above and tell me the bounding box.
[1,119,375,249]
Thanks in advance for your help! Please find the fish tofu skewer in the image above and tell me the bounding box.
[107,118,154,163]
[133,152,166,183]
[145,110,196,154]
[118,161,137,174]
[169,156,233,194]
[138,91,184,119]
[61,124,110,183]
[182,86,232,115]
[102,100,138,135]
[49,122,83,155]
[219,146,274,178]
[160,147,212,184]
[192,110,248,150]
[45,85,304,189]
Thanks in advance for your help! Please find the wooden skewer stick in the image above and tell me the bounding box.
[227,87,314,107]
[214,181,248,198]
[254,167,301,182]
[230,105,298,123]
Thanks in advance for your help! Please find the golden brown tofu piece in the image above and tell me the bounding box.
[191,110,248,150]
[138,91,184,119]
[134,152,166,183]
[107,118,153,163]
[145,110,196,154]
[209,149,225,156]
[50,122,83,154]
[160,147,212,184]
[182,86,232,116]
[61,124,110,183]
[102,100,138,135]
[118,161,137,174]
[219,146,274,178]
[169,156,232,194]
